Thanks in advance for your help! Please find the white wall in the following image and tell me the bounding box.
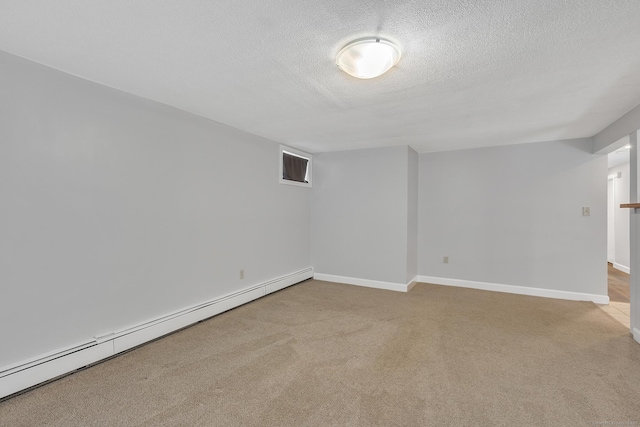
[0,51,311,369]
[629,131,640,341]
[418,139,607,297]
[311,146,413,285]
[608,162,631,271]
[608,178,616,263]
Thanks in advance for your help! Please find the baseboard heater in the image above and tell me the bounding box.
[0,267,313,400]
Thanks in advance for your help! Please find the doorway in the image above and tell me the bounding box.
[607,146,631,280]
[604,147,631,328]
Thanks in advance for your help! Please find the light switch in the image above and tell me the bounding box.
[582,207,590,216]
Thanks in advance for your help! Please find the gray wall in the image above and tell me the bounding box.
[311,146,410,284]
[406,147,418,282]
[418,139,607,296]
[1,48,621,367]
[0,51,311,368]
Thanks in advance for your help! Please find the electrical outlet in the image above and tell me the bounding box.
[443,256,449,264]
[582,207,590,216]
[239,269,244,279]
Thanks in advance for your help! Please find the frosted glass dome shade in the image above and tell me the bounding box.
[336,38,401,79]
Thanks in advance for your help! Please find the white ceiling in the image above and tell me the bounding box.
[2,0,640,153]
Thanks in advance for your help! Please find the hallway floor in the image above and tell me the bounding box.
[598,263,631,329]
[608,263,631,303]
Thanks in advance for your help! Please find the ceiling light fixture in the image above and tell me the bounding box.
[336,37,401,79]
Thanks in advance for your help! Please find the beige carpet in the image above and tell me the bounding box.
[1,281,640,426]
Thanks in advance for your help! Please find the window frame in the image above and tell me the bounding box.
[279,145,312,188]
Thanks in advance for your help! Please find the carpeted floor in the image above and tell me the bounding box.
[1,280,640,426]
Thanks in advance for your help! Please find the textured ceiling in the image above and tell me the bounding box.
[1,0,640,153]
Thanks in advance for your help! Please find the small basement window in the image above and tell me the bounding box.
[279,145,312,187]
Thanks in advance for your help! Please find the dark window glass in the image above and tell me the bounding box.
[282,152,309,183]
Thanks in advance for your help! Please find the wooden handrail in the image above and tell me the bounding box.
[621,203,640,208]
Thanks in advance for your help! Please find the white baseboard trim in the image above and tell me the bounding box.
[613,263,631,274]
[417,275,610,305]
[314,273,416,293]
[633,328,640,344]
[0,267,313,400]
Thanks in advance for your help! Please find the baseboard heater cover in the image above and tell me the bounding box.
[0,267,313,399]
